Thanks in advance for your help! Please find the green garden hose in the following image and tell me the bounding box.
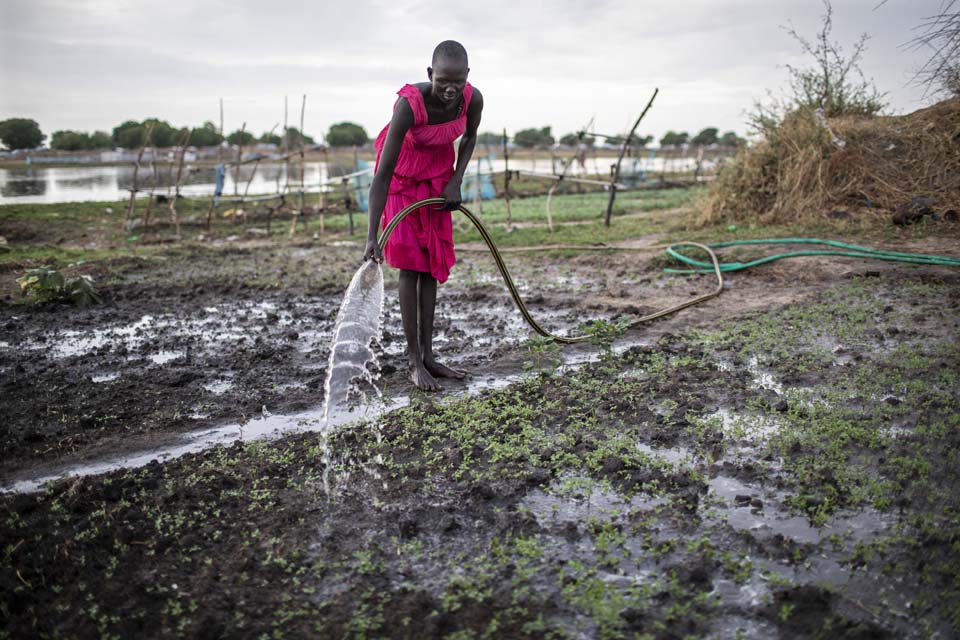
[377,198,725,344]
[665,238,960,273]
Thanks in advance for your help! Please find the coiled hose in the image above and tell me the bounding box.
[377,197,724,344]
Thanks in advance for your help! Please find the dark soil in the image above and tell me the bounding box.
[2,230,960,638]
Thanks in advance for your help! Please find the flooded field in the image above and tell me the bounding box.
[1,195,959,638]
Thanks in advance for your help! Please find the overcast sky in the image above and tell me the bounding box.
[0,0,949,144]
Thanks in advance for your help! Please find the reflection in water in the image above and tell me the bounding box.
[0,156,620,204]
[0,168,47,197]
[0,163,337,204]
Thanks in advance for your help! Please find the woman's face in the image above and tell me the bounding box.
[428,57,469,107]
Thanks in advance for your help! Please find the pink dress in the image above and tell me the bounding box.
[374,82,474,284]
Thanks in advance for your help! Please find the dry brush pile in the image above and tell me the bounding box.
[696,97,960,226]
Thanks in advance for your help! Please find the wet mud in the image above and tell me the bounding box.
[2,236,959,638]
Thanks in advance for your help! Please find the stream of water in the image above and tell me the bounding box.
[318,259,385,492]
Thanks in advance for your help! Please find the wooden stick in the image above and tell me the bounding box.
[168,128,191,238]
[518,170,626,188]
[283,95,290,195]
[242,159,261,203]
[342,176,354,235]
[206,97,224,231]
[299,95,307,225]
[144,141,159,233]
[233,122,246,197]
[472,156,481,215]
[502,128,512,231]
[545,122,591,232]
[605,88,658,227]
[319,145,328,236]
[125,122,155,228]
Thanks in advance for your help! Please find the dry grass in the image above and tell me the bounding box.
[694,97,960,226]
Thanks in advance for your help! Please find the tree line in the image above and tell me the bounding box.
[477,126,745,149]
[0,118,375,152]
[1,116,744,153]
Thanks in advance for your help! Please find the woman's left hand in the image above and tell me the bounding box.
[438,180,463,211]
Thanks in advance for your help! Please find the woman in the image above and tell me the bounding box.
[363,40,484,391]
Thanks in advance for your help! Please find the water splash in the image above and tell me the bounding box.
[319,260,385,493]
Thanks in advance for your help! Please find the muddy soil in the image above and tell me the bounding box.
[2,232,960,638]
[0,238,821,484]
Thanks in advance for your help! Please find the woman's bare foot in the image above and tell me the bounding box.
[411,364,442,391]
[424,359,467,380]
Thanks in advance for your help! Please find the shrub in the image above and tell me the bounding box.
[17,267,102,307]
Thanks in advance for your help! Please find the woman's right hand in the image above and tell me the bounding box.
[363,238,383,263]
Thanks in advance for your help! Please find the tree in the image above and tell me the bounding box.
[89,131,112,149]
[112,120,144,148]
[659,131,689,147]
[326,122,368,147]
[0,118,45,150]
[634,134,653,147]
[606,133,652,147]
[190,121,223,147]
[906,0,960,96]
[691,127,719,146]
[283,127,315,148]
[226,129,255,146]
[476,131,503,146]
[51,130,92,151]
[513,126,555,148]
[143,119,179,148]
[752,0,886,134]
[259,131,282,145]
[718,131,745,148]
[559,132,596,147]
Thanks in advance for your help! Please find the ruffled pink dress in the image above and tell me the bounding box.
[374,82,474,284]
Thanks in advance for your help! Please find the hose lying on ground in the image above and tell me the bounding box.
[379,199,960,343]
[377,198,724,344]
[665,238,960,272]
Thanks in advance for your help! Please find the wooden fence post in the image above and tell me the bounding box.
[125,122,155,229]
[605,88,658,227]
[168,128,191,238]
[502,128,512,231]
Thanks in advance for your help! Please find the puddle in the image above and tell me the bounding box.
[705,474,890,547]
[521,475,668,527]
[149,350,184,365]
[636,442,691,464]
[24,301,320,361]
[1,362,536,494]
[203,379,234,394]
[91,372,120,383]
[747,355,783,394]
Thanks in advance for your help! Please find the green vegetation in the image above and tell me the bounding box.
[5,271,956,636]
[16,266,101,307]
[50,130,113,151]
[225,129,255,146]
[326,121,369,147]
[659,131,689,147]
[513,126,555,149]
[750,0,886,135]
[0,118,45,150]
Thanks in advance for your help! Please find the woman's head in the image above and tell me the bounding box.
[428,40,469,107]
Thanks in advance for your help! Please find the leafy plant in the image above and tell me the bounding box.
[523,335,563,375]
[751,0,886,135]
[580,318,630,361]
[17,266,102,307]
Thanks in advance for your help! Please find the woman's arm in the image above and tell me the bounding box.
[440,88,484,210]
[363,99,415,261]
